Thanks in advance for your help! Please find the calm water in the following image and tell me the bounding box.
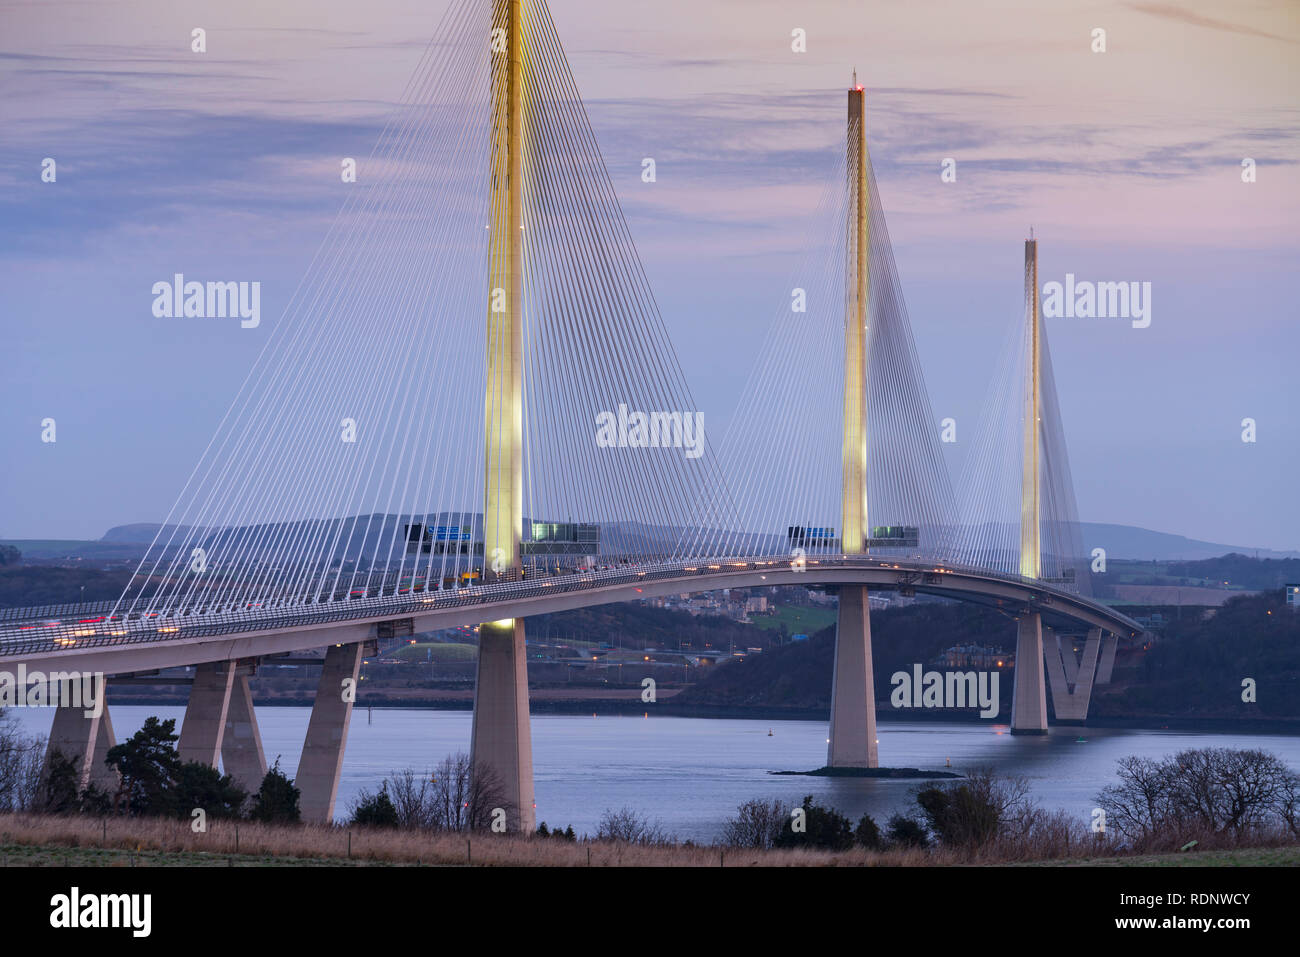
[12,706,1300,842]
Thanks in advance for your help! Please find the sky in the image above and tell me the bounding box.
[1,0,1297,550]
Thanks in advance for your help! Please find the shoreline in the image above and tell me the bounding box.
[102,694,1300,734]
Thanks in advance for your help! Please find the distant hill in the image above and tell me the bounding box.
[99,523,200,544]
[1079,523,1298,561]
[2,518,1288,566]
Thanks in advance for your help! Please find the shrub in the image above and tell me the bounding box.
[914,769,1030,848]
[248,758,301,824]
[886,814,928,848]
[774,795,853,851]
[854,812,882,850]
[350,783,399,828]
[171,761,246,820]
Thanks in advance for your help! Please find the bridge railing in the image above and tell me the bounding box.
[0,599,122,622]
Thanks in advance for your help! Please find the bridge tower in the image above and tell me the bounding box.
[470,0,535,831]
[1010,236,1048,734]
[827,79,878,768]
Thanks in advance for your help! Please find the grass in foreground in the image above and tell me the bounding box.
[1,815,1296,867]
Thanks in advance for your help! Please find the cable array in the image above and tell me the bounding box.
[111,2,1086,623]
[689,128,956,561]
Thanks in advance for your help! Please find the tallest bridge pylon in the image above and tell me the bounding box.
[827,80,878,769]
[471,0,535,832]
[1010,236,1048,733]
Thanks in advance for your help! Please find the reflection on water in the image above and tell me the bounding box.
[12,706,1300,842]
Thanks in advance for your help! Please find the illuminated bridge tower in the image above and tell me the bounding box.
[827,79,878,769]
[1010,236,1049,734]
[471,0,535,831]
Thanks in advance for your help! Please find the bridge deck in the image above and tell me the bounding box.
[0,557,1142,675]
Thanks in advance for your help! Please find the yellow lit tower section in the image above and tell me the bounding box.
[1020,236,1041,580]
[827,78,878,769]
[471,0,535,831]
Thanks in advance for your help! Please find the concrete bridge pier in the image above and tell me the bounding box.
[470,617,535,832]
[221,668,267,793]
[178,660,235,765]
[827,585,878,767]
[1045,627,1103,724]
[1095,633,1119,685]
[1057,633,1080,685]
[296,641,365,823]
[1010,612,1048,734]
[42,686,118,795]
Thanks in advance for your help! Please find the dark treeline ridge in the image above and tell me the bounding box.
[1162,553,1300,590]
[673,600,1012,712]
[527,603,766,650]
[1092,591,1300,718]
[0,565,133,608]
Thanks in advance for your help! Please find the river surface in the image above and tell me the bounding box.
[12,706,1300,842]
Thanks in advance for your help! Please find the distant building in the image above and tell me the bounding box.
[934,643,1012,669]
[1287,584,1300,612]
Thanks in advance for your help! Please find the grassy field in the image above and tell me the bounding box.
[749,605,837,635]
[385,641,478,663]
[0,843,373,867]
[2,815,1295,867]
[1032,846,1300,867]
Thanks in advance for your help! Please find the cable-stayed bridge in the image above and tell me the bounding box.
[3,0,1140,828]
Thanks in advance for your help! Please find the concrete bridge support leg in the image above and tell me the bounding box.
[1095,634,1118,685]
[1045,628,1103,724]
[178,661,235,766]
[1010,612,1048,734]
[297,642,364,823]
[827,586,878,767]
[221,671,267,794]
[43,687,117,795]
[88,704,119,794]
[471,617,535,832]
[1058,633,1080,685]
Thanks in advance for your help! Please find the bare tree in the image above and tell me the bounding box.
[1098,747,1300,847]
[427,752,512,832]
[596,806,669,845]
[1198,748,1296,834]
[0,710,45,812]
[1277,772,1300,839]
[1096,755,1176,843]
[387,768,437,829]
[721,798,789,849]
